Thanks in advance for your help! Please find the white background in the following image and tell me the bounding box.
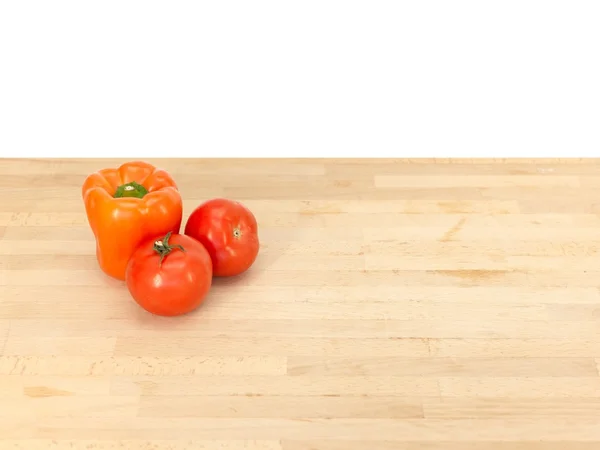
[1,1,599,158]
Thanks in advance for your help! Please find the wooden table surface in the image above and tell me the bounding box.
[2,158,600,449]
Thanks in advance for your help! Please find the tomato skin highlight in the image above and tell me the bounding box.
[125,232,213,316]
[184,198,259,277]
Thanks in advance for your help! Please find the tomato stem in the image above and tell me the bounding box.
[114,181,148,199]
[153,231,185,267]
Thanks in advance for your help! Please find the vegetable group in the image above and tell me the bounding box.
[184,198,260,277]
[82,161,260,316]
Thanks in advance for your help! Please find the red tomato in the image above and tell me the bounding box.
[125,231,213,316]
[184,198,259,277]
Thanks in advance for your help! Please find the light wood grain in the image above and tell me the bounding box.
[2,158,600,448]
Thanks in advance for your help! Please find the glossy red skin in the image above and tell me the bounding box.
[184,198,259,277]
[125,233,213,316]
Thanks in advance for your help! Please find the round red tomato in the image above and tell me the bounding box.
[184,198,259,277]
[125,231,213,316]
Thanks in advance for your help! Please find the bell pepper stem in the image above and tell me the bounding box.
[114,181,148,199]
[153,231,185,267]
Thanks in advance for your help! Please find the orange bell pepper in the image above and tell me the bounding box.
[82,161,183,280]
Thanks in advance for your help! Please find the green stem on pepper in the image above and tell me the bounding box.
[114,181,148,199]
